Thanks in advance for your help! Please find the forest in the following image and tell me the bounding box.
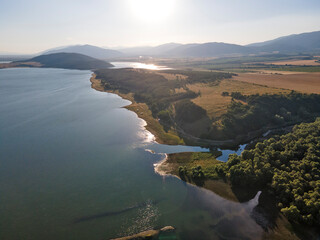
[203,119,320,227]
[208,92,320,140]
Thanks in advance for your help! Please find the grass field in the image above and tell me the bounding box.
[232,72,320,94]
[161,152,240,201]
[187,79,290,118]
[165,152,221,176]
[269,59,320,66]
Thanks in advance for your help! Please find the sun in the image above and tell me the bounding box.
[129,0,175,23]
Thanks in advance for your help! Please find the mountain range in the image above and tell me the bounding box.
[43,44,123,59]
[118,30,320,57]
[3,30,320,59]
[247,31,320,53]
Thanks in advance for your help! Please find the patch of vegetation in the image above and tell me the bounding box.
[168,152,222,180]
[230,91,246,101]
[189,79,289,119]
[246,64,320,72]
[162,70,235,84]
[124,99,184,145]
[209,92,320,140]
[212,119,320,227]
[268,66,320,72]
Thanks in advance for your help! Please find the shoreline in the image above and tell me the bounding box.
[91,73,178,176]
[92,71,305,149]
[90,73,249,148]
[91,73,194,194]
[152,151,241,202]
[90,73,184,145]
[153,153,170,176]
[90,72,319,240]
[91,73,208,185]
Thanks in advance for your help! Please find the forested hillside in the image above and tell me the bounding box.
[209,92,320,140]
[95,69,320,145]
[213,119,320,226]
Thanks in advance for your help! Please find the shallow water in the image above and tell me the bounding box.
[217,144,247,162]
[0,68,265,239]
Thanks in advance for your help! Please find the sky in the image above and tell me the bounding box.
[1,0,320,54]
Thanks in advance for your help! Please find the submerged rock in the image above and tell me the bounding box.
[160,226,175,232]
[111,226,175,240]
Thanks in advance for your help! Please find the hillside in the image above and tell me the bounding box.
[120,42,248,57]
[118,30,320,57]
[43,44,123,59]
[168,42,250,57]
[19,53,113,70]
[93,68,320,147]
[119,43,182,56]
[248,30,320,53]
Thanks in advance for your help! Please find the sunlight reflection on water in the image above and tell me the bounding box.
[111,62,171,70]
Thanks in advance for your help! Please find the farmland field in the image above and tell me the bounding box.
[188,79,290,118]
[269,59,320,66]
[232,72,320,94]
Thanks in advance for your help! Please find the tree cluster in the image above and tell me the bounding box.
[210,92,320,140]
[215,119,320,226]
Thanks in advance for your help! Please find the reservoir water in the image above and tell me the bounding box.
[111,61,171,70]
[0,68,264,239]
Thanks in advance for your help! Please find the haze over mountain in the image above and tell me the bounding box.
[167,42,250,57]
[119,43,183,56]
[247,30,320,53]
[43,45,123,59]
[18,53,113,70]
[117,30,320,57]
[3,30,320,61]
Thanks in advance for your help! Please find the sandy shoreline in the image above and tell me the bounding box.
[153,153,173,177]
[90,73,184,145]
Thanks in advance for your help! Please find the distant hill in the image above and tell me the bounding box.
[18,53,113,70]
[120,42,249,57]
[147,43,183,55]
[118,31,320,57]
[247,30,320,53]
[163,31,320,57]
[120,43,182,56]
[4,30,319,60]
[43,45,123,59]
[168,42,250,57]
[117,46,153,56]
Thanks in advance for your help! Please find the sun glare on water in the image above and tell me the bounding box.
[129,0,175,23]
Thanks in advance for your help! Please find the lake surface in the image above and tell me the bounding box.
[111,61,171,70]
[0,68,265,240]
